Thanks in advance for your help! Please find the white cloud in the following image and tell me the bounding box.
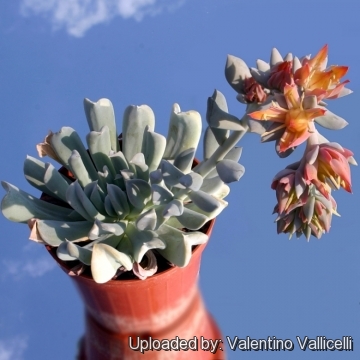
[0,336,28,360]
[20,0,186,37]
[3,256,56,280]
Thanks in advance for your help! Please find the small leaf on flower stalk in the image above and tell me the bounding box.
[224,147,243,162]
[284,53,293,61]
[293,57,302,72]
[270,48,284,67]
[216,159,245,183]
[91,243,133,283]
[302,195,315,223]
[314,109,348,130]
[303,95,318,110]
[207,96,245,131]
[224,55,251,93]
[206,90,230,145]
[256,59,270,72]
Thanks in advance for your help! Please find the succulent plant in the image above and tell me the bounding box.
[1,95,246,283]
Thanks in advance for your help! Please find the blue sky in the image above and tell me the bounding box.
[0,1,359,359]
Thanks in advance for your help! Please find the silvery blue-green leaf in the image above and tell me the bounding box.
[275,139,296,158]
[50,127,98,181]
[200,170,223,195]
[23,156,63,201]
[142,128,166,173]
[126,179,151,209]
[104,194,118,217]
[188,190,224,213]
[224,147,243,162]
[35,219,92,246]
[163,104,202,160]
[160,160,185,187]
[314,109,348,130]
[224,55,251,93]
[86,126,116,178]
[57,241,77,262]
[151,184,174,205]
[178,172,203,191]
[83,98,119,153]
[67,241,92,265]
[163,199,184,218]
[270,48,283,67]
[66,180,106,222]
[91,243,133,283]
[167,207,209,230]
[126,224,165,263]
[68,150,94,188]
[186,197,228,219]
[83,181,106,214]
[216,159,245,183]
[1,181,81,223]
[107,184,130,218]
[136,208,157,231]
[203,127,219,160]
[120,169,134,181]
[156,225,207,267]
[174,148,195,173]
[149,169,163,184]
[110,151,129,174]
[153,205,167,230]
[130,153,149,181]
[116,234,133,259]
[23,156,69,202]
[206,90,230,145]
[122,105,155,161]
[207,95,245,131]
[212,184,230,200]
[43,163,71,202]
[89,219,126,240]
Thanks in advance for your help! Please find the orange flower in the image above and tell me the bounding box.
[249,84,326,152]
[295,45,349,100]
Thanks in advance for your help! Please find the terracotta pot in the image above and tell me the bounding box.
[47,219,226,360]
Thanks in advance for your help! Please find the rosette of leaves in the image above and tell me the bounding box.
[1,96,245,283]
